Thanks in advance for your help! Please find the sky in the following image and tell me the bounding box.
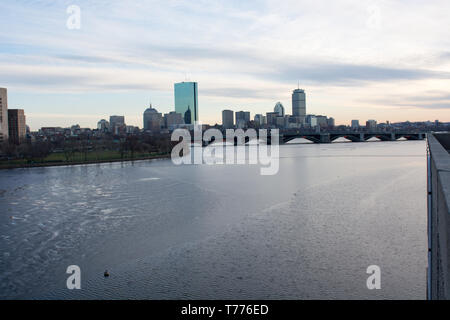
[1,0,450,130]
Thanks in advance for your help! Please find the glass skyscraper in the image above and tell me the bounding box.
[174,82,198,125]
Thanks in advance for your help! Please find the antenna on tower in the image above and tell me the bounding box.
[297,81,300,89]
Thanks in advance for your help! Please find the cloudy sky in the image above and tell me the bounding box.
[1,0,450,130]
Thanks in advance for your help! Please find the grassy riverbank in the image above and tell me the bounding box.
[0,151,171,170]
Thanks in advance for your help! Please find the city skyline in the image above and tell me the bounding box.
[1,1,450,130]
[1,84,447,132]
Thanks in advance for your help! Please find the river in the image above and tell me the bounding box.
[0,140,427,299]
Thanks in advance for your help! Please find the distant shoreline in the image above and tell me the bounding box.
[0,154,171,170]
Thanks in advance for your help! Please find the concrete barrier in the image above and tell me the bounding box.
[428,133,450,299]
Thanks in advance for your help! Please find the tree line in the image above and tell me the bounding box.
[0,133,177,164]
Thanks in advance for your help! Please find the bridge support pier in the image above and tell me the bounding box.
[320,133,331,143]
[360,133,365,142]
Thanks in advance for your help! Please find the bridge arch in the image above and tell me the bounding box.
[283,135,321,143]
[330,134,362,142]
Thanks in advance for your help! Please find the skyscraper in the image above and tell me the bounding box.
[254,114,266,127]
[274,102,285,117]
[266,112,279,126]
[8,109,26,145]
[164,111,184,130]
[0,88,8,143]
[292,89,306,123]
[235,111,250,123]
[351,120,360,129]
[222,110,234,129]
[366,120,377,131]
[184,106,192,124]
[235,111,250,129]
[174,82,198,125]
[110,115,125,135]
[327,117,335,128]
[143,105,162,132]
[97,119,110,132]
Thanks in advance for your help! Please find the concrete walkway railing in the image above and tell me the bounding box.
[428,133,450,300]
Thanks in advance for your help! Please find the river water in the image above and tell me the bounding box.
[0,140,427,299]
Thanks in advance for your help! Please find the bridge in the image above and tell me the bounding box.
[197,130,426,145]
[281,131,426,144]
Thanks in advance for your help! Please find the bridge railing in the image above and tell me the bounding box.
[428,133,450,300]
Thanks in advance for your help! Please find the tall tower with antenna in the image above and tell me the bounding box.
[292,87,306,124]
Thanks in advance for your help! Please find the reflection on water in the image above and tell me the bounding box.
[0,141,427,299]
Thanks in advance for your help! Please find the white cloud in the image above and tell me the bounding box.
[1,0,450,128]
